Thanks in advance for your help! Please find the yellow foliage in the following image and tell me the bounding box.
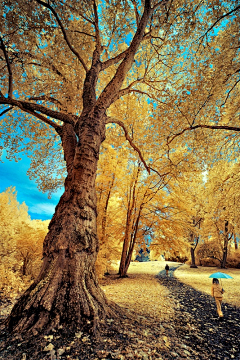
[0,188,49,297]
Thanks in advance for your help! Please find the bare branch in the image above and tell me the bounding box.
[35,0,88,72]
[0,36,13,98]
[106,116,150,174]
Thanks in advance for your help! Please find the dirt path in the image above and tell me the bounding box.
[157,270,240,360]
[0,262,240,359]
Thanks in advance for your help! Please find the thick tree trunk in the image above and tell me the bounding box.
[6,120,118,335]
[4,1,154,335]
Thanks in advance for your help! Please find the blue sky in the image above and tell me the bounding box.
[0,153,63,220]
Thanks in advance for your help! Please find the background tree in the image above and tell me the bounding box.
[95,139,126,276]
[0,188,48,296]
[199,160,239,267]
[15,220,49,278]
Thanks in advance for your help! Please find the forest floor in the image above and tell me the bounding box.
[0,261,240,360]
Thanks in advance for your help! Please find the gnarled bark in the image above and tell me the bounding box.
[6,120,118,335]
[3,0,155,335]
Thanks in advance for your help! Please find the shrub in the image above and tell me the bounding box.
[226,250,240,268]
[198,257,219,267]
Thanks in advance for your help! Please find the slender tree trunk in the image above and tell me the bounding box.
[124,211,141,275]
[119,209,141,277]
[22,257,28,276]
[190,234,198,268]
[221,220,229,269]
[6,120,118,335]
[234,233,238,250]
[190,247,198,268]
[100,176,115,243]
[119,224,131,277]
[221,236,228,269]
[221,247,228,269]
[119,168,140,277]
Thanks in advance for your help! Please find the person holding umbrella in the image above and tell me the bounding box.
[211,278,224,319]
[209,272,233,320]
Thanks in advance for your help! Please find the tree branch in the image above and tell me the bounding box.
[3,101,62,130]
[29,95,63,108]
[0,106,13,118]
[221,78,240,106]
[27,60,69,84]
[167,124,240,145]
[101,48,130,71]
[118,78,145,98]
[199,4,240,41]
[97,0,153,110]
[106,116,150,174]
[23,109,62,131]
[61,1,95,25]
[93,0,101,52]
[0,36,13,98]
[130,0,140,27]
[35,0,88,72]
[101,0,166,71]
[118,87,167,106]
[0,96,76,127]
[70,30,96,39]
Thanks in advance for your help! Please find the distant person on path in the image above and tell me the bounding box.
[165,264,169,277]
[211,278,224,319]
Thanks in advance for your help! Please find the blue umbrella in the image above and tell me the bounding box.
[209,272,233,279]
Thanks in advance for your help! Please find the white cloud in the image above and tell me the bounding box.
[29,203,56,216]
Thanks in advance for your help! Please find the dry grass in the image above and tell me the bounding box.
[175,264,240,308]
[104,261,240,310]
[101,261,180,322]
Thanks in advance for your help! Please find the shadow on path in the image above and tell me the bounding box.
[157,266,240,360]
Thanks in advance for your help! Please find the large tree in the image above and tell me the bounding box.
[1,0,183,335]
[0,0,229,335]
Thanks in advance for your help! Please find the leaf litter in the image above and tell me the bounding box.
[0,261,239,359]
